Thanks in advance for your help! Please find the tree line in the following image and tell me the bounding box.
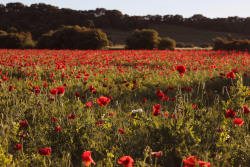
[0,2,250,40]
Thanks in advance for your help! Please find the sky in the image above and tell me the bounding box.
[1,0,250,18]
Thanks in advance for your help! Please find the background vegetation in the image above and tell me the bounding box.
[0,2,249,46]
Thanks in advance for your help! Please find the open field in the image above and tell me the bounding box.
[103,25,249,46]
[0,49,249,167]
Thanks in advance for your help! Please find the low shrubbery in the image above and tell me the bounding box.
[213,37,250,51]
[158,37,176,50]
[125,29,176,50]
[0,31,35,49]
[200,43,211,48]
[37,25,109,50]
[176,42,195,48]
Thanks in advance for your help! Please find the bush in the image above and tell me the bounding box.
[125,29,160,50]
[158,37,176,50]
[185,44,195,48]
[176,42,195,48]
[213,37,250,51]
[176,42,185,48]
[0,31,35,49]
[0,30,7,35]
[200,43,211,48]
[37,25,109,50]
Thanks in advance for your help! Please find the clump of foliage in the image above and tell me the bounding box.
[176,42,195,48]
[200,43,211,48]
[158,37,176,50]
[125,29,160,50]
[37,25,109,50]
[213,36,250,51]
[0,31,35,49]
[126,29,176,50]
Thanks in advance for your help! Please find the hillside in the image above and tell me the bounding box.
[103,24,248,46]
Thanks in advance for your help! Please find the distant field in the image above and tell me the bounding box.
[103,24,249,46]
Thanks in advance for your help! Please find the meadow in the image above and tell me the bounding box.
[0,49,249,167]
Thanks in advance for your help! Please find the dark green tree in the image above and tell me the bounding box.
[37,25,109,50]
[125,29,160,50]
[158,37,176,50]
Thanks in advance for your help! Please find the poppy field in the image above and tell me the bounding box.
[0,49,249,167]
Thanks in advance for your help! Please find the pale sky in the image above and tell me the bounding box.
[1,0,250,18]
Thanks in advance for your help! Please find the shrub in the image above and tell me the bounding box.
[213,37,250,51]
[213,37,225,50]
[158,37,176,50]
[125,29,160,50]
[185,44,195,48]
[200,43,211,48]
[0,31,35,49]
[176,42,185,48]
[0,30,7,35]
[37,25,109,50]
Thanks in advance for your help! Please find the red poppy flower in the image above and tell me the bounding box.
[97,96,111,107]
[243,105,250,114]
[51,116,57,122]
[183,156,198,167]
[86,102,92,109]
[227,71,235,79]
[183,156,210,167]
[33,86,40,95]
[57,87,65,95]
[95,120,103,126]
[118,129,126,134]
[89,85,95,92]
[163,96,169,101]
[153,104,161,110]
[225,109,236,118]
[55,126,62,132]
[20,121,28,128]
[118,156,134,167]
[176,65,186,74]
[50,89,58,95]
[20,134,27,138]
[82,151,96,166]
[198,161,211,167]
[157,93,164,99]
[2,75,8,81]
[153,109,161,116]
[39,148,52,156]
[142,98,148,104]
[13,144,22,151]
[153,104,161,116]
[169,86,174,90]
[156,90,162,94]
[151,151,162,158]
[233,118,244,126]
[68,114,76,119]
[9,85,15,91]
[75,92,80,98]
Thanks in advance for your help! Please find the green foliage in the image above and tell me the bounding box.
[200,43,211,48]
[176,42,185,48]
[158,37,176,50]
[125,29,160,50]
[0,31,35,49]
[37,25,109,50]
[176,42,195,48]
[213,36,250,51]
